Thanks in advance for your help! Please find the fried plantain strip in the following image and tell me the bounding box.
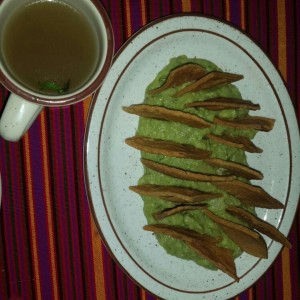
[213,115,275,132]
[123,104,212,129]
[144,224,238,281]
[125,136,211,159]
[148,64,207,95]
[186,97,260,111]
[204,158,263,180]
[176,71,244,97]
[206,133,263,153]
[153,204,207,220]
[141,158,236,182]
[203,209,268,259]
[214,180,284,209]
[226,206,291,249]
[130,184,222,203]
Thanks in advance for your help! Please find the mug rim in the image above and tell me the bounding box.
[0,0,114,107]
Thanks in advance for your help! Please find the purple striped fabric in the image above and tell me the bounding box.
[1,0,300,299]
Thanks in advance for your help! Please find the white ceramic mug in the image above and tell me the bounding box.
[0,0,114,141]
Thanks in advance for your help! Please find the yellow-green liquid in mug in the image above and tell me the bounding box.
[2,1,98,94]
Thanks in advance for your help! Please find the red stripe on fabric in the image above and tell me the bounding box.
[146,0,161,21]
[44,110,64,300]
[127,276,139,300]
[116,265,126,300]
[266,0,279,65]
[246,0,259,39]
[48,109,74,299]
[61,108,86,300]
[285,0,298,103]
[58,108,80,299]
[71,104,89,298]
[254,273,266,300]
[168,0,177,14]
[191,0,203,12]
[71,103,98,300]
[9,145,22,297]
[265,267,274,299]
[202,0,210,14]
[11,143,33,299]
[290,213,300,299]
[108,1,126,50]
[0,214,8,298]
[40,111,60,300]
[273,256,284,300]
[102,245,117,300]
[2,144,20,298]
[212,0,223,18]
[257,0,268,52]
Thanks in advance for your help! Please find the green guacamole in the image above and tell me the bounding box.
[135,55,256,270]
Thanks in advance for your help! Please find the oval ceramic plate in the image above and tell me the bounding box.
[84,15,300,299]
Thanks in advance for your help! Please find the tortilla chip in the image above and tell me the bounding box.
[141,158,236,182]
[148,64,207,95]
[129,184,222,203]
[206,133,263,153]
[144,224,219,245]
[204,158,263,180]
[227,206,291,249]
[214,180,284,209]
[123,104,212,129]
[213,115,275,132]
[153,204,206,220]
[203,209,268,258]
[187,241,239,281]
[176,71,244,97]
[125,136,211,159]
[186,97,260,111]
[144,224,238,281]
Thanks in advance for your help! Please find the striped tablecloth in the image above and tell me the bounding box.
[0,1,299,299]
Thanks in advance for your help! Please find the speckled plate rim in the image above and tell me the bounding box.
[84,14,300,300]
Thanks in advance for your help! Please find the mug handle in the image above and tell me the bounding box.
[0,93,43,142]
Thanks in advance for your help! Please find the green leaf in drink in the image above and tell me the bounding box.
[39,80,70,94]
